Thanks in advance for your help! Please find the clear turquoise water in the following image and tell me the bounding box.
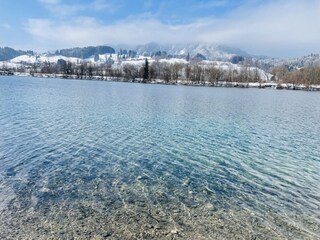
[0,76,319,239]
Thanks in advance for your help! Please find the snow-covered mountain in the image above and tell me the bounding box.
[135,43,251,60]
[282,53,320,69]
[0,43,254,62]
[256,53,320,71]
[2,44,320,72]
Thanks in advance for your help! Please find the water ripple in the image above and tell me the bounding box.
[0,77,319,239]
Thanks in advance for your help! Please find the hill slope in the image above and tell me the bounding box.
[0,47,33,61]
[135,43,251,60]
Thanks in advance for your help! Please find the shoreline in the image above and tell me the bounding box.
[2,72,320,91]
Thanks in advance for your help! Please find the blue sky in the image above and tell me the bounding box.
[0,0,320,58]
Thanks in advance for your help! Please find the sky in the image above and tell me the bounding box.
[0,0,320,58]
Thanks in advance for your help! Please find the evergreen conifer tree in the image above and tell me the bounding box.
[143,58,149,83]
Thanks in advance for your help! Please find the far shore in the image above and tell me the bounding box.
[1,71,320,91]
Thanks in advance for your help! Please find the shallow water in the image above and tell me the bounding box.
[0,76,319,239]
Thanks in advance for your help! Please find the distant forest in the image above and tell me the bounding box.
[56,46,115,59]
[0,47,33,61]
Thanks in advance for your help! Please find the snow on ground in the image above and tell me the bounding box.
[0,61,20,68]
[10,54,80,64]
[39,55,80,64]
[116,58,188,68]
[9,55,35,64]
[159,58,188,64]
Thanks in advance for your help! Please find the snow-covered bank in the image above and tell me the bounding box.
[4,72,319,91]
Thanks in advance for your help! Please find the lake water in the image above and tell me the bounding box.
[0,76,319,239]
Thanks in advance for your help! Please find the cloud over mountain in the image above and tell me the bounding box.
[23,0,320,58]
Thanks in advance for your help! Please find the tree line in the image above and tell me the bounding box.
[119,59,266,84]
[6,58,265,84]
[2,58,320,86]
[272,64,320,86]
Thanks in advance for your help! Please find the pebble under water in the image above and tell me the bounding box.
[0,76,319,239]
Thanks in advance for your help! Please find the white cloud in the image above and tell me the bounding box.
[28,0,320,57]
[25,17,189,48]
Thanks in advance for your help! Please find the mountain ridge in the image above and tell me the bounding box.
[1,44,320,71]
[134,42,251,60]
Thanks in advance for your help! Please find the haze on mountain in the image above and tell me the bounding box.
[0,43,250,62]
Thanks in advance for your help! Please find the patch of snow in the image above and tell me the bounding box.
[11,54,80,64]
